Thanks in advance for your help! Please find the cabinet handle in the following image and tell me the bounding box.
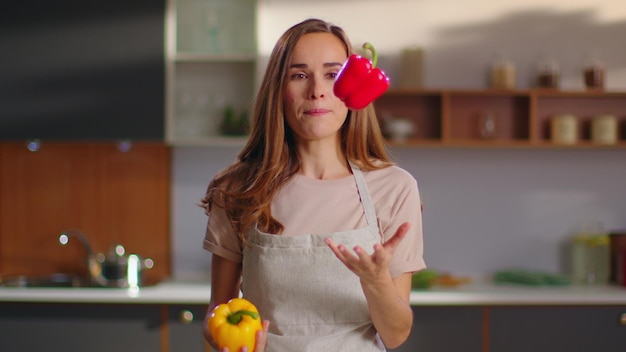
[180,310,194,324]
[621,313,626,326]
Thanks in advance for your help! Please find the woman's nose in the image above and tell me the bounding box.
[308,77,327,99]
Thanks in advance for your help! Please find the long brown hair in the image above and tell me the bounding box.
[202,18,392,240]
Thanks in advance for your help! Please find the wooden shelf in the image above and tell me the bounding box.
[375,89,626,148]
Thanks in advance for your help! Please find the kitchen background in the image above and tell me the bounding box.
[173,0,626,280]
[0,0,624,283]
[2,1,624,351]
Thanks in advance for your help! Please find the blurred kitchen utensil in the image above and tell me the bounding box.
[59,230,154,288]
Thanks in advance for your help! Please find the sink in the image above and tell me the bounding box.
[0,273,95,288]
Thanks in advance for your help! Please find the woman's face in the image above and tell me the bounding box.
[283,32,349,144]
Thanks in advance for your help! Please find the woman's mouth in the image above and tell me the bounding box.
[305,108,331,116]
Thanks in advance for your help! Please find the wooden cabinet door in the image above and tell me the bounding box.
[0,302,162,352]
[389,306,484,352]
[489,306,626,352]
[0,141,171,284]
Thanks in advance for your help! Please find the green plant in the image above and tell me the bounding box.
[220,105,248,136]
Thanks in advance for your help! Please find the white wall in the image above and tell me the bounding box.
[171,0,626,279]
[172,146,626,277]
[258,0,626,89]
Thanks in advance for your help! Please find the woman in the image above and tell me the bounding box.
[201,18,425,351]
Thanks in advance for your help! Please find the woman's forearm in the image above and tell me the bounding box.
[361,272,413,349]
[203,255,242,344]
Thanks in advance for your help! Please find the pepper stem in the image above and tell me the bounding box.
[227,309,260,325]
[362,42,378,68]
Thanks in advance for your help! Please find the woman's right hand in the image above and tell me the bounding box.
[219,320,270,352]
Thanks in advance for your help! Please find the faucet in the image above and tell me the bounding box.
[59,229,107,287]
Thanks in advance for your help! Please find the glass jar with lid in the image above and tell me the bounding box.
[536,58,559,89]
[570,233,590,285]
[586,235,610,285]
[570,222,610,286]
[583,55,605,90]
[490,53,516,89]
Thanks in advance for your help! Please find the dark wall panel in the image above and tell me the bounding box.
[0,1,165,140]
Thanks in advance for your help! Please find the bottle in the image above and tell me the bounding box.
[609,232,626,284]
[569,234,590,285]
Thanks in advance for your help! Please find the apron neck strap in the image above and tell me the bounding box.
[348,161,379,233]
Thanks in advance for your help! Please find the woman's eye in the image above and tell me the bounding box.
[327,72,339,80]
[290,73,307,80]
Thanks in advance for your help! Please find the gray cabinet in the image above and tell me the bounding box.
[391,305,626,352]
[489,306,626,352]
[4,302,621,351]
[389,306,483,352]
[0,302,161,352]
[0,302,213,352]
[168,304,210,351]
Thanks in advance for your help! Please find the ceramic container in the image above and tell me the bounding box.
[591,114,618,145]
[551,114,578,144]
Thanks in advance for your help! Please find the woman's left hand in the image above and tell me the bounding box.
[325,222,410,283]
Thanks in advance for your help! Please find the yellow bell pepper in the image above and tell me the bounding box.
[208,298,263,352]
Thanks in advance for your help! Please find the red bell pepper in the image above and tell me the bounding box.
[334,43,390,110]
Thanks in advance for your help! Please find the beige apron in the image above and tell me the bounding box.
[242,164,386,351]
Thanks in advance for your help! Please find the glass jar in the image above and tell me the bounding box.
[570,221,611,286]
[586,235,610,285]
[583,57,605,90]
[536,59,559,89]
[591,114,618,145]
[490,54,516,89]
[551,114,578,145]
[570,234,590,285]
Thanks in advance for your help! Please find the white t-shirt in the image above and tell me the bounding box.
[204,165,426,277]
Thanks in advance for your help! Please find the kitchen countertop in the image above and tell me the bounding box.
[410,280,626,306]
[1,278,625,305]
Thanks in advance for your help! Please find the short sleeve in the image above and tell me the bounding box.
[370,167,426,277]
[203,205,243,263]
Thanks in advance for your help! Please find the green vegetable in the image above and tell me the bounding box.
[411,269,438,289]
[493,269,570,286]
[220,105,248,136]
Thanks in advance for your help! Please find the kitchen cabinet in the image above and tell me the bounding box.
[3,284,626,352]
[0,302,162,352]
[390,304,626,352]
[489,306,626,352]
[0,302,212,352]
[389,306,484,352]
[165,0,257,145]
[0,0,165,140]
[167,304,211,351]
[0,141,171,283]
[374,89,626,148]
